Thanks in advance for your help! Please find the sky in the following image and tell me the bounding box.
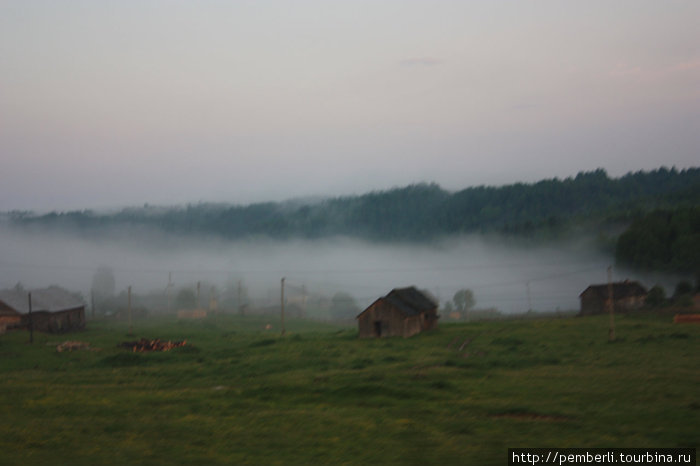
[1,1,698,212]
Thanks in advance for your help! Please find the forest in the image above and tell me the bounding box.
[6,167,700,275]
[615,207,700,275]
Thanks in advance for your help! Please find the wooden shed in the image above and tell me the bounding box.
[579,280,648,316]
[357,286,438,338]
[0,286,86,333]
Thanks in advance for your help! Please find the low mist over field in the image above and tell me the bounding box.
[3,168,696,316]
[0,223,655,314]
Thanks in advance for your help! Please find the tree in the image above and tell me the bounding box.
[673,280,694,307]
[645,285,666,308]
[616,207,700,274]
[674,280,693,299]
[453,289,475,313]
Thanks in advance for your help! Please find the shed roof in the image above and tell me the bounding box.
[579,281,647,300]
[383,286,437,316]
[0,287,85,314]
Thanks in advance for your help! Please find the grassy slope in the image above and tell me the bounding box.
[1,314,698,465]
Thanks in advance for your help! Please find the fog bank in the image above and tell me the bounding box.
[0,226,664,314]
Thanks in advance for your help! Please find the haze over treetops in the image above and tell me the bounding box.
[7,167,698,244]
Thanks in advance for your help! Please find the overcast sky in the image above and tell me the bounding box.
[1,1,698,211]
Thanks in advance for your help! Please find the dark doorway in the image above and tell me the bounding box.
[374,321,382,337]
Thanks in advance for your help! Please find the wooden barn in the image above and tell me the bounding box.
[579,280,648,316]
[0,286,86,333]
[357,286,438,338]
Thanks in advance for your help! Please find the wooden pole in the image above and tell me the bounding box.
[28,292,33,344]
[281,277,286,336]
[607,266,616,342]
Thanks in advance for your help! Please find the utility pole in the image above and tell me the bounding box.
[196,281,201,310]
[128,286,133,336]
[526,281,532,313]
[607,266,616,342]
[281,277,286,336]
[28,292,33,344]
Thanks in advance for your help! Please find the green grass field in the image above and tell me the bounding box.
[1,313,698,465]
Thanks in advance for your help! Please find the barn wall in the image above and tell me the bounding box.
[23,307,86,333]
[403,315,422,337]
[358,300,438,338]
[580,291,605,315]
[358,299,408,338]
[616,296,646,312]
[580,292,646,315]
[420,309,439,331]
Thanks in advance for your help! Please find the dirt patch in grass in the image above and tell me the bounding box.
[118,338,187,352]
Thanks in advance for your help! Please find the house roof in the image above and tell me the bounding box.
[579,281,648,300]
[382,286,437,316]
[0,307,21,317]
[0,287,85,314]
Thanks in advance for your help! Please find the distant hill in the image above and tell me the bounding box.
[6,167,700,244]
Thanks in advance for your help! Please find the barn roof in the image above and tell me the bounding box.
[383,286,437,316]
[579,281,648,300]
[0,287,85,314]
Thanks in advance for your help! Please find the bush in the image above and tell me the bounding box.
[673,280,694,307]
[645,285,666,307]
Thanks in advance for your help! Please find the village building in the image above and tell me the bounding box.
[357,286,438,338]
[0,305,22,334]
[0,286,86,333]
[579,280,648,316]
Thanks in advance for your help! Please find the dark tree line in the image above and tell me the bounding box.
[8,167,700,243]
[615,207,700,276]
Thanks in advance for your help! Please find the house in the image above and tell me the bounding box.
[579,280,648,316]
[0,286,86,333]
[357,286,438,338]
[0,305,21,334]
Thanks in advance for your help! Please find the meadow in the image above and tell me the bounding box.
[1,313,698,465]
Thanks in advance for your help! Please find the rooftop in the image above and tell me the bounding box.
[0,287,85,314]
[383,286,437,316]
